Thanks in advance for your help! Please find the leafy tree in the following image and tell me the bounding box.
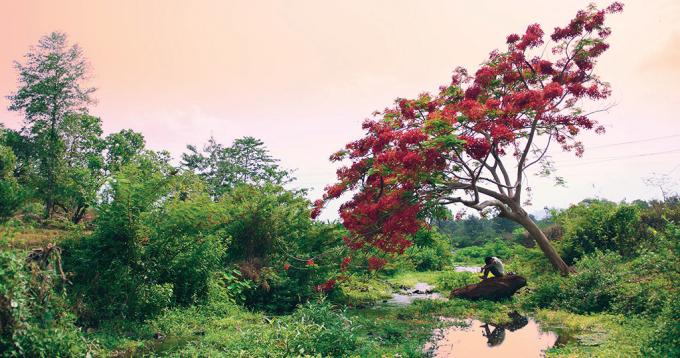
[182,136,293,197]
[103,129,146,173]
[313,3,624,275]
[58,114,106,222]
[7,32,96,218]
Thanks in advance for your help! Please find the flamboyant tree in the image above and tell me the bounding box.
[312,3,623,275]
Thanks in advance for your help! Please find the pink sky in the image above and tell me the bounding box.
[2,0,679,218]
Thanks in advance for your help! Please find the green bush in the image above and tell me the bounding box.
[522,240,678,317]
[0,145,23,221]
[555,200,645,263]
[63,160,229,323]
[220,184,348,313]
[402,228,453,271]
[0,250,88,357]
[641,298,680,357]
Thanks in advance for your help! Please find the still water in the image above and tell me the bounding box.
[424,314,558,358]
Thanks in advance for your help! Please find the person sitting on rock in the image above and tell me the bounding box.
[480,256,505,279]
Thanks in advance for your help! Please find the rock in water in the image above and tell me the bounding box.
[449,275,527,300]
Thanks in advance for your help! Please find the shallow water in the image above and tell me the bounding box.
[454,266,481,273]
[383,282,444,306]
[424,315,558,358]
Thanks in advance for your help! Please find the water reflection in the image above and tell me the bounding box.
[424,312,558,357]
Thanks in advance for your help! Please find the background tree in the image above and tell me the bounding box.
[313,3,624,275]
[7,32,96,218]
[58,114,105,223]
[103,129,146,174]
[182,136,293,197]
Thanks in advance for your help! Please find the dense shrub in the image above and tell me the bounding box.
[641,298,680,357]
[0,250,87,357]
[523,239,678,317]
[0,145,23,221]
[63,159,229,323]
[555,200,646,263]
[220,184,348,313]
[402,228,453,271]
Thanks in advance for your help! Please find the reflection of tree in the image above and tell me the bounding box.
[481,311,529,346]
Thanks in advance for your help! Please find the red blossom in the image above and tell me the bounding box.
[506,33,520,43]
[315,279,336,292]
[517,24,544,50]
[461,136,491,160]
[543,82,564,100]
[306,259,316,267]
[283,263,291,271]
[340,256,352,271]
[367,256,387,271]
[312,3,621,274]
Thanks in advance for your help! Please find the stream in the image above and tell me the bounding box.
[386,266,561,357]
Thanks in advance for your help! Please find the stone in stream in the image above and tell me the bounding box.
[449,274,527,301]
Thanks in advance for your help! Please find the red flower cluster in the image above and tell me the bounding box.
[312,3,621,270]
[340,256,352,271]
[367,256,388,271]
[314,279,336,292]
[461,136,491,160]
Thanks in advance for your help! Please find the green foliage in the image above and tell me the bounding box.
[103,129,146,173]
[63,160,229,322]
[58,114,106,223]
[0,250,88,357]
[523,242,678,317]
[452,239,522,265]
[436,215,520,247]
[182,136,293,198]
[8,32,96,219]
[0,145,23,221]
[270,300,358,357]
[641,298,680,357]
[219,184,348,313]
[555,200,645,263]
[401,228,453,271]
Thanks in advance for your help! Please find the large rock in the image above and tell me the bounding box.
[449,274,526,301]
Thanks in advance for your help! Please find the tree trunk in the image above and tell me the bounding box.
[515,213,571,276]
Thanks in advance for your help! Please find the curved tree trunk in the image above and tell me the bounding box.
[514,213,571,275]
